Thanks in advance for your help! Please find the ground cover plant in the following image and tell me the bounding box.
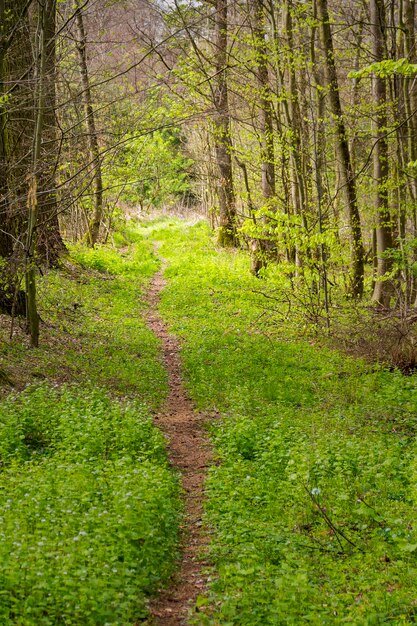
[0,385,179,625]
[1,227,165,405]
[145,218,417,625]
[0,227,180,624]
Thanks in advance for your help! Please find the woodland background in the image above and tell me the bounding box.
[2,0,417,362]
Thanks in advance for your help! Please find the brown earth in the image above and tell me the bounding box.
[145,264,212,625]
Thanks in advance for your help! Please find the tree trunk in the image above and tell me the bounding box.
[282,0,309,269]
[25,0,55,347]
[75,3,103,248]
[213,0,237,247]
[36,0,65,266]
[402,0,417,304]
[0,0,31,316]
[0,0,11,259]
[317,0,365,298]
[370,0,394,307]
[250,0,276,275]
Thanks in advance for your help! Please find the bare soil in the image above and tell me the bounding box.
[145,265,212,625]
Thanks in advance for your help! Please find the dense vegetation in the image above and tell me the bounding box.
[2,0,417,623]
[2,213,417,623]
[0,230,180,624]
[147,219,417,625]
[4,0,417,353]
[0,386,178,625]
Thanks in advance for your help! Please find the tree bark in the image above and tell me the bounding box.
[370,0,394,307]
[250,0,276,275]
[75,3,103,248]
[25,0,53,347]
[0,0,11,259]
[213,0,237,247]
[0,0,31,315]
[317,0,365,298]
[36,0,65,266]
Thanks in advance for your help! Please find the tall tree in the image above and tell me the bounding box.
[75,2,104,248]
[37,0,65,266]
[250,0,276,275]
[370,0,394,306]
[0,0,33,315]
[212,0,237,247]
[317,0,365,298]
[25,0,56,347]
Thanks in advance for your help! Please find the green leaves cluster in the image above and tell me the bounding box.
[105,127,194,210]
[349,58,417,79]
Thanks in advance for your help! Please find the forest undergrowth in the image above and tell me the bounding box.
[0,228,180,625]
[142,217,417,626]
[2,217,417,624]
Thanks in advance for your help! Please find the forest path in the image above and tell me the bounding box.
[145,254,211,625]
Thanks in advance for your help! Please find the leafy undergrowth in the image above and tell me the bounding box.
[0,385,179,625]
[144,218,417,625]
[0,226,180,624]
[0,227,165,406]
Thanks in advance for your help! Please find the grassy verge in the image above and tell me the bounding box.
[144,218,417,625]
[0,226,180,625]
[1,227,165,405]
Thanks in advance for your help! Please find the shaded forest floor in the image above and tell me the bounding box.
[1,216,417,625]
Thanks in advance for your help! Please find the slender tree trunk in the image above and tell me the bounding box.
[0,0,10,259]
[252,0,275,202]
[317,0,365,298]
[75,3,103,248]
[370,0,394,307]
[213,0,237,247]
[311,7,330,322]
[26,0,51,347]
[282,0,309,268]
[37,0,65,266]
[271,1,310,269]
[250,0,276,275]
[401,0,417,304]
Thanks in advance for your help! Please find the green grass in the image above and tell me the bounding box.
[1,226,166,406]
[143,218,417,625]
[0,225,180,625]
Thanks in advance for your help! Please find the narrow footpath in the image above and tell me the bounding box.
[145,258,211,625]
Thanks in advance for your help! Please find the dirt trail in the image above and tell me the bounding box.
[145,262,211,625]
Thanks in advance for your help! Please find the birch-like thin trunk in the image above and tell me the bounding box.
[75,3,103,248]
